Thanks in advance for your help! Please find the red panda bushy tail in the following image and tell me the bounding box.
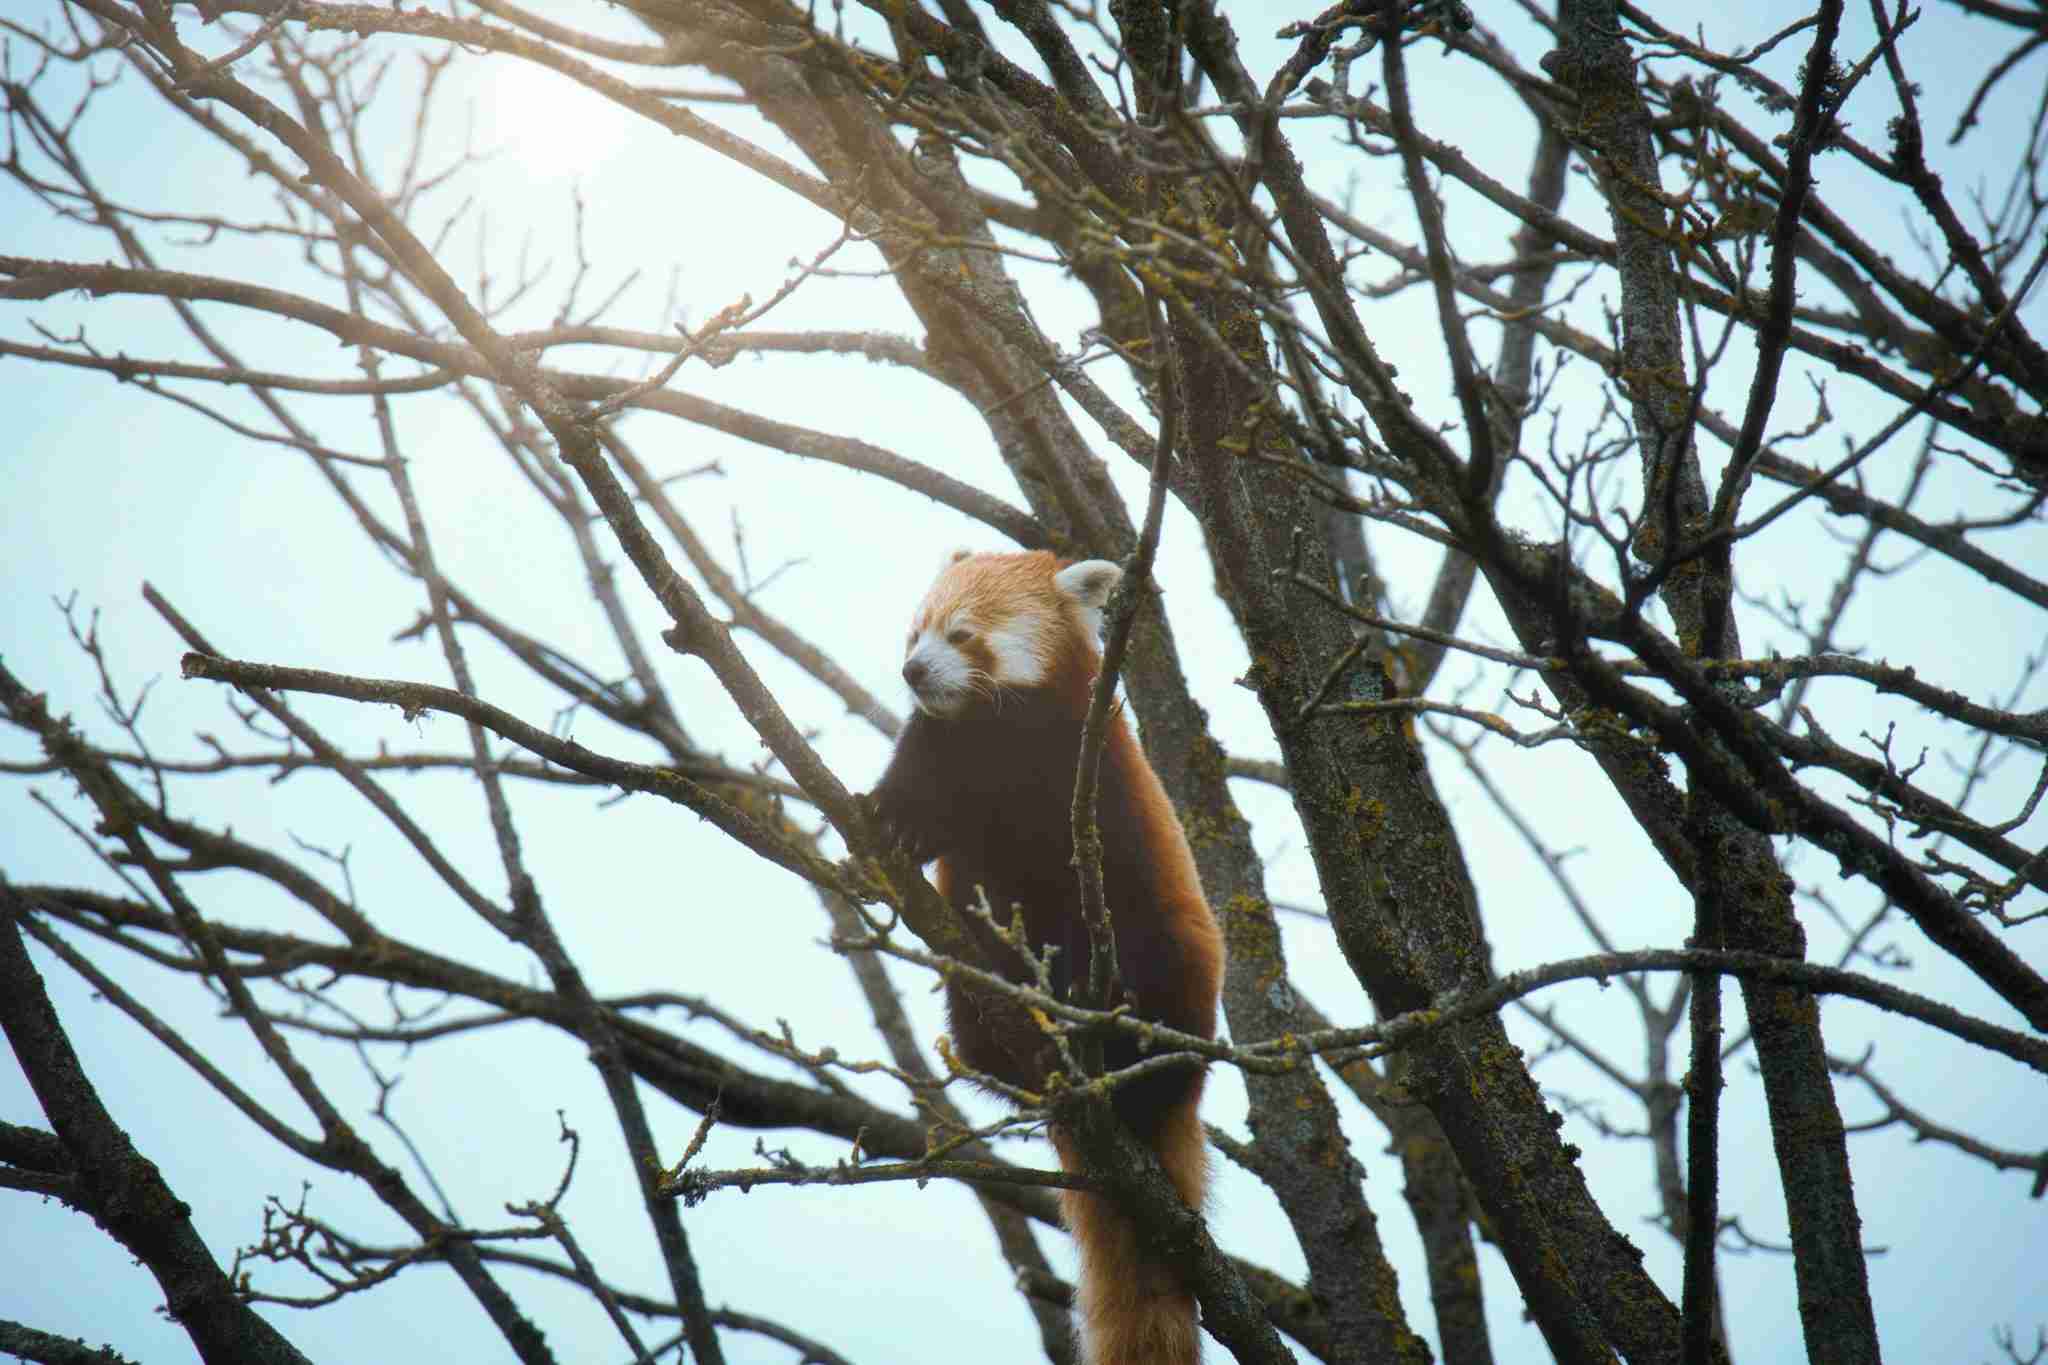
[1052,1097,1209,1365]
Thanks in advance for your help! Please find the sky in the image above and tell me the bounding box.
[2,3,2044,1364]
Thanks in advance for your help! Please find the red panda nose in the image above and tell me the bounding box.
[903,658,929,690]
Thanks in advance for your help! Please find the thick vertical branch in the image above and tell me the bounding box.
[1179,7,1697,1361]
[1305,995,1494,1365]
[1681,810,1726,1365]
[1164,295,1618,1360]
[1542,1,1702,575]
[1542,7,1879,1362]
[1684,12,1840,1357]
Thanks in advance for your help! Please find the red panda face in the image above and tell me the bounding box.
[901,551,1122,718]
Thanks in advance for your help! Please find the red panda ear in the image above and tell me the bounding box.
[1052,559,1122,610]
[943,548,974,567]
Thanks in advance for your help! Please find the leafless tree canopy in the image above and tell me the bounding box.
[3,1,2045,1364]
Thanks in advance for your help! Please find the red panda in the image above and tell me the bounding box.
[866,549,1225,1365]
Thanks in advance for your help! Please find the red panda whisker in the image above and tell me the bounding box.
[963,669,1003,707]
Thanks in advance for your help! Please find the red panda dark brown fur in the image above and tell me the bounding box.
[868,551,1224,1365]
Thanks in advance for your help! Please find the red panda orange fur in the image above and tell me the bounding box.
[868,551,1225,1365]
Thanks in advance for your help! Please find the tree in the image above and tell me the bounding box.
[2,1,2044,1362]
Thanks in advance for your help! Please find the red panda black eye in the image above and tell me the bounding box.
[946,627,973,646]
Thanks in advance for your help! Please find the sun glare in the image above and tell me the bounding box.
[476,56,623,180]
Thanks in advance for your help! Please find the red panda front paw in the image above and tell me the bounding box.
[858,791,938,865]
